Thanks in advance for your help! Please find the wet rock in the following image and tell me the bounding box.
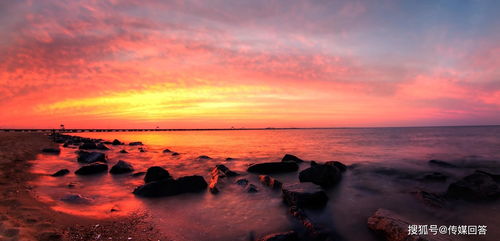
[60,194,91,204]
[198,155,211,160]
[282,183,329,208]
[299,163,341,187]
[144,166,172,183]
[77,151,106,164]
[226,157,235,161]
[420,172,448,182]
[412,190,446,208]
[446,170,500,201]
[236,178,249,186]
[112,139,123,145]
[325,161,347,172]
[110,160,134,174]
[96,143,110,150]
[247,162,299,174]
[212,164,239,177]
[476,170,500,182]
[51,169,70,177]
[79,142,97,150]
[281,154,304,163]
[429,159,457,168]
[42,148,61,154]
[247,184,259,193]
[258,231,298,241]
[162,149,171,153]
[172,152,180,156]
[259,175,283,189]
[75,163,108,175]
[132,171,146,177]
[139,147,146,152]
[63,142,70,148]
[119,149,128,154]
[129,141,143,146]
[209,175,220,194]
[288,206,333,240]
[367,208,450,241]
[133,175,207,197]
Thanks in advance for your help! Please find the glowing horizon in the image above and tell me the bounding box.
[1,0,499,129]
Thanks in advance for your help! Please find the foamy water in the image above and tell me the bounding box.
[30,127,500,240]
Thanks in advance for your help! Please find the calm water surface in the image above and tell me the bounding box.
[31,127,500,241]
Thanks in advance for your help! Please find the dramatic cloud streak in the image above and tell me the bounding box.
[1,0,499,128]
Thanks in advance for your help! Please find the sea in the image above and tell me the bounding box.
[31,126,500,241]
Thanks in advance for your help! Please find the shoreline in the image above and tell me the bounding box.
[0,132,166,241]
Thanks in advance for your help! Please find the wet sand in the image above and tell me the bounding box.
[0,132,166,241]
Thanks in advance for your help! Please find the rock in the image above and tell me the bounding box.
[282,154,304,163]
[299,163,341,187]
[42,148,61,154]
[96,143,110,150]
[79,142,97,150]
[420,172,448,182]
[367,209,450,241]
[259,175,283,189]
[38,231,63,241]
[162,149,171,153]
[429,159,457,168]
[258,231,298,241]
[282,183,329,208]
[129,141,143,146]
[247,162,299,174]
[110,160,134,174]
[236,178,249,186]
[198,155,211,160]
[144,166,172,183]
[247,184,259,193]
[212,164,239,177]
[288,206,332,240]
[139,147,146,152]
[51,169,70,177]
[177,175,208,192]
[225,157,235,161]
[172,152,180,156]
[119,149,128,154]
[133,175,207,197]
[325,161,347,172]
[75,163,108,175]
[412,190,446,208]
[132,172,146,177]
[446,171,500,201]
[209,175,220,194]
[476,170,500,182]
[60,194,91,204]
[112,139,123,145]
[77,151,106,164]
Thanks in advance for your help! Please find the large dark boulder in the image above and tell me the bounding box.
[75,163,108,175]
[446,171,500,201]
[258,231,298,241]
[212,164,239,177]
[133,175,207,197]
[144,166,172,183]
[162,149,171,153]
[282,183,329,208]
[129,141,143,146]
[325,161,347,172]
[299,164,341,187]
[96,143,110,150]
[112,139,123,145]
[51,169,70,177]
[247,162,299,174]
[79,142,97,150]
[77,151,106,164]
[110,160,134,174]
[281,154,304,163]
[42,148,61,154]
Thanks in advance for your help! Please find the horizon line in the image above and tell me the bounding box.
[1,124,499,132]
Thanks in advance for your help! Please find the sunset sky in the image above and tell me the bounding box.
[1,0,499,129]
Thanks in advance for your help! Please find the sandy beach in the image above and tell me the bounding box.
[0,132,166,241]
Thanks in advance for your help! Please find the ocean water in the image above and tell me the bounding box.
[30,126,500,241]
